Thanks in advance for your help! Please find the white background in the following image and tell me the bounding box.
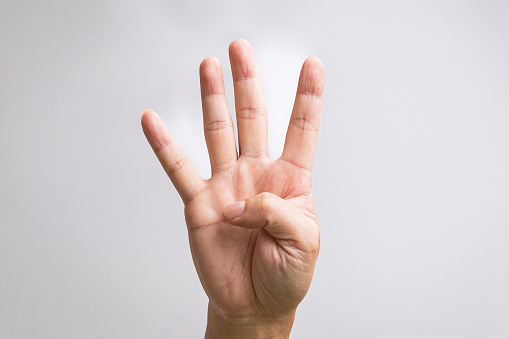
[1,0,508,338]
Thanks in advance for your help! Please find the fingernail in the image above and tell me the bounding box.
[223,201,246,220]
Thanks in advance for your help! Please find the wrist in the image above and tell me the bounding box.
[205,303,296,339]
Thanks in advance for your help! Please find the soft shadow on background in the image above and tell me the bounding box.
[1,1,508,338]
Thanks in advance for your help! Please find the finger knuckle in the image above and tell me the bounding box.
[236,107,266,120]
[167,158,188,174]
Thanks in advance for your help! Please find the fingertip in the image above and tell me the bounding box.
[229,39,258,80]
[141,109,161,133]
[229,39,252,55]
[303,57,325,84]
[200,57,222,74]
[299,57,325,97]
[141,109,172,151]
[141,109,156,135]
[304,56,325,73]
[141,109,155,121]
[199,57,225,97]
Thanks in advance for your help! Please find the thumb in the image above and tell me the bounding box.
[222,192,319,254]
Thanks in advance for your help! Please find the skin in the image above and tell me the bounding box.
[141,39,324,338]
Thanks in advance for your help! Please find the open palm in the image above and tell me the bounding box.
[141,40,324,327]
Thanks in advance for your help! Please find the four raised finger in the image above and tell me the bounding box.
[281,57,325,171]
[200,57,238,174]
[141,110,205,204]
[229,39,269,158]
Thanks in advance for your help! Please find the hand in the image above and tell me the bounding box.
[141,39,324,338]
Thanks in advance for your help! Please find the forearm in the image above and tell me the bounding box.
[205,303,296,339]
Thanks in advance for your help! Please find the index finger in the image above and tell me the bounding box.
[281,57,325,171]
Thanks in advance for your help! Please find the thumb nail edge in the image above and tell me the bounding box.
[223,201,246,220]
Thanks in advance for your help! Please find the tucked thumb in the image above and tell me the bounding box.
[223,201,246,219]
[222,192,318,251]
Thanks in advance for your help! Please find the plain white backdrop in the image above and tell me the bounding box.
[1,0,508,338]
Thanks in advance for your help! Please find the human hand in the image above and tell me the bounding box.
[141,39,324,338]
